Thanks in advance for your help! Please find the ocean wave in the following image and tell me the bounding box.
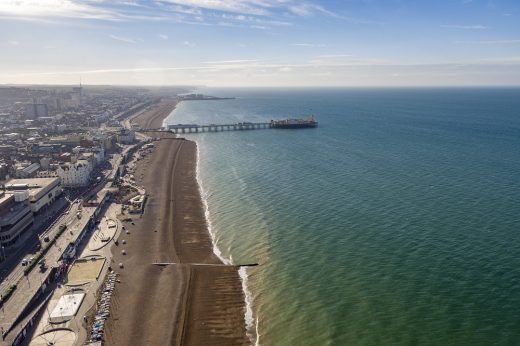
[194,140,259,345]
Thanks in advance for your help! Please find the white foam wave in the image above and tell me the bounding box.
[239,266,260,345]
[194,140,259,345]
[194,142,228,264]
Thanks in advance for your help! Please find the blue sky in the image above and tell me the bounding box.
[0,0,519,86]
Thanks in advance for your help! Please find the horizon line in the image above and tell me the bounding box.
[1,83,520,88]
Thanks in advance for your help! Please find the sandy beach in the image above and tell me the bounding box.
[105,106,249,345]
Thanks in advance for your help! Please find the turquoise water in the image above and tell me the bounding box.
[166,88,520,346]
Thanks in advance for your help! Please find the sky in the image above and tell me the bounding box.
[0,0,519,86]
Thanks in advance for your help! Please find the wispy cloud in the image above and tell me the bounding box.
[291,43,326,47]
[158,0,271,16]
[158,0,336,18]
[10,59,520,81]
[158,34,169,40]
[287,3,336,17]
[441,24,488,29]
[0,0,120,21]
[7,40,19,46]
[0,0,338,31]
[310,54,389,66]
[109,34,137,43]
[183,40,196,47]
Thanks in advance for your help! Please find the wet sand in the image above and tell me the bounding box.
[131,98,179,129]
[105,113,249,345]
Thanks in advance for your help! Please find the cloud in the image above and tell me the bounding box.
[441,24,488,29]
[158,0,335,18]
[183,40,196,47]
[7,40,19,45]
[109,34,137,43]
[0,0,334,30]
[219,13,291,27]
[291,43,326,47]
[287,3,335,17]
[0,0,120,21]
[159,0,270,16]
[309,55,389,66]
[158,34,169,40]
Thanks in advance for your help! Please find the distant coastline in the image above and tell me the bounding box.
[179,93,235,101]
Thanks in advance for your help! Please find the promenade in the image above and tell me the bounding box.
[0,144,132,345]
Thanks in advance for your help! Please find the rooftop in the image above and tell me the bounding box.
[5,177,60,198]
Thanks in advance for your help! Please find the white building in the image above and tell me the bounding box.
[5,177,62,213]
[0,191,34,247]
[57,160,92,187]
[49,292,85,323]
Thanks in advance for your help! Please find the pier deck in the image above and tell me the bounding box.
[167,122,271,133]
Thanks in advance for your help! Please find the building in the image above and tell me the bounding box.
[116,129,135,144]
[15,162,40,178]
[92,148,105,165]
[0,191,34,247]
[48,292,85,323]
[57,160,92,187]
[25,103,48,119]
[5,177,62,213]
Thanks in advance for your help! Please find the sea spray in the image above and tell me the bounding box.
[194,140,259,344]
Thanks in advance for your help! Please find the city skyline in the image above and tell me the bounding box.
[1,0,520,86]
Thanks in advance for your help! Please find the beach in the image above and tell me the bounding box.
[105,106,249,345]
[131,98,179,129]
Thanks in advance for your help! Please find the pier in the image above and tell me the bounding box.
[167,122,271,133]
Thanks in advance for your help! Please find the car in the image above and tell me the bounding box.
[43,236,50,242]
[21,258,28,266]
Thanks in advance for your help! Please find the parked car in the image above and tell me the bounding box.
[21,258,28,266]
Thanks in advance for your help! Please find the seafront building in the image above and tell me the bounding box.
[0,191,34,247]
[57,160,92,187]
[4,177,62,213]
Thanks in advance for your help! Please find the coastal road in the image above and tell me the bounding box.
[0,198,79,295]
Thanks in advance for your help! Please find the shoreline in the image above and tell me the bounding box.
[194,138,258,345]
[130,98,179,129]
[106,102,250,345]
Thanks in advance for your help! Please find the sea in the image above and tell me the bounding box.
[165,87,520,346]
